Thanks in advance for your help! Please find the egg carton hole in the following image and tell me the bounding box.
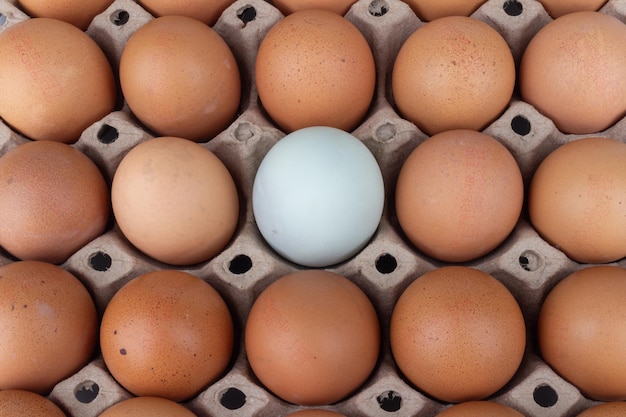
[533,383,559,408]
[228,254,253,274]
[511,115,532,136]
[237,6,257,25]
[219,387,247,410]
[375,253,398,274]
[503,0,524,16]
[89,251,112,272]
[97,124,119,144]
[73,380,100,404]
[110,9,130,26]
[377,390,402,412]
[368,0,389,17]
[519,250,542,272]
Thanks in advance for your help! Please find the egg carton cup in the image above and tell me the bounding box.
[1,0,626,416]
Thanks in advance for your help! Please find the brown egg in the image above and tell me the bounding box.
[0,389,67,417]
[575,402,626,417]
[136,0,234,26]
[100,270,234,402]
[436,401,525,417]
[519,11,626,134]
[0,18,116,143]
[392,16,515,136]
[286,410,347,417]
[119,15,241,142]
[390,266,526,403]
[395,129,523,263]
[0,141,110,264]
[536,0,608,18]
[0,261,98,394]
[528,137,626,264]
[255,9,376,133]
[111,137,239,266]
[16,0,114,30]
[538,266,626,401]
[269,0,357,16]
[99,396,197,417]
[245,270,380,406]
[401,0,487,21]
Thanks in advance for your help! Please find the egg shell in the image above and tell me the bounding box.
[2,0,626,416]
[0,261,98,395]
[0,389,67,417]
[536,0,608,18]
[575,402,626,417]
[538,266,626,401]
[244,270,381,406]
[136,0,235,26]
[436,401,526,417]
[0,17,116,143]
[519,11,626,134]
[270,0,358,15]
[15,0,114,30]
[0,140,110,264]
[400,0,487,21]
[99,270,234,402]
[390,266,526,403]
[99,396,198,417]
[255,9,376,132]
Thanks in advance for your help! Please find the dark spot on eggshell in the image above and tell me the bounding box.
[120,348,127,355]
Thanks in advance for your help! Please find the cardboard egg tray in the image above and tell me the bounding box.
[2,0,626,415]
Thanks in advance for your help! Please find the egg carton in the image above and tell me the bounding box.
[1,0,626,416]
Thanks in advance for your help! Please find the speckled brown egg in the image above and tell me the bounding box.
[0,141,110,264]
[0,18,116,143]
[119,15,241,142]
[575,402,626,417]
[285,410,347,417]
[528,137,626,264]
[538,266,626,401]
[536,0,608,18]
[245,270,380,406]
[111,136,239,266]
[0,389,67,417]
[390,266,526,403]
[392,16,515,136]
[99,396,198,417]
[395,129,524,263]
[100,270,234,402]
[436,401,525,417]
[0,261,98,395]
[16,0,114,30]
[519,11,626,134]
[255,9,376,133]
[137,0,235,26]
[401,0,487,21]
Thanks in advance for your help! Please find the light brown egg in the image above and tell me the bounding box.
[528,137,626,264]
[269,0,357,16]
[136,0,235,26]
[16,0,114,30]
[119,15,241,142]
[0,261,98,395]
[538,266,626,401]
[111,137,239,266]
[519,11,626,134]
[390,266,526,403]
[536,0,608,18]
[395,129,523,263]
[245,270,380,406]
[100,270,234,402]
[99,396,198,417]
[0,141,110,264]
[436,401,525,417]
[255,9,375,133]
[0,389,67,417]
[0,18,116,143]
[575,402,626,417]
[401,0,487,21]
[392,16,515,136]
